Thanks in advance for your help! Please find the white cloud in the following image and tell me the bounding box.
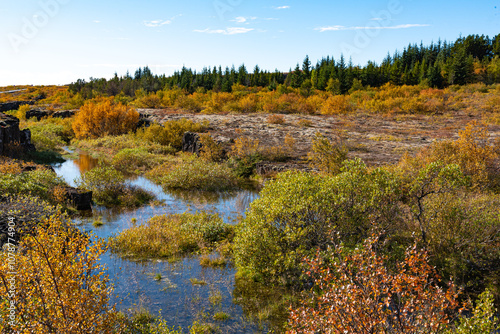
[144,20,172,27]
[316,23,430,32]
[232,16,247,23]
[231,16,257,24]
[194,27,254,35]
[93,20,101,23]
[274,6,290,9]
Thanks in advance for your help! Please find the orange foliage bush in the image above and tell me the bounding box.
[288,233,460,334]
[267,114,285,125]
[72,98,139,139]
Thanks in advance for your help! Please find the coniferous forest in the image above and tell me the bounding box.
[69,34,500,98]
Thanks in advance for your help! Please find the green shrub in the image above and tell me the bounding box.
[110,212,233,259]
[307,132,348,175]
[447,289,499,333]
[233,160,402,287]
[0,169,67,203]
[76,164,153,207]
[147,154,240,191]
[24,117,75,152]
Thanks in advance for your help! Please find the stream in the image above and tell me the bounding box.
[52,153,265,333]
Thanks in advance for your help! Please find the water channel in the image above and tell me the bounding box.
[52,153,267,333]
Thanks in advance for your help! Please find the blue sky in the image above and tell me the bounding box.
[0,0,498,86]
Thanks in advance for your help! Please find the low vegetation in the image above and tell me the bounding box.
[146,154,241,192]
[75,164,154,207]
[110,212,233,260]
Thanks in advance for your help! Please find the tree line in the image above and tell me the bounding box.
[69,33,500,99]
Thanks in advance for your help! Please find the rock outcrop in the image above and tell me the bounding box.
[25,108,49,121]
[182,132,202,154]
[0,101,32,113]
[64,187,93,211]
[0,113,36,157]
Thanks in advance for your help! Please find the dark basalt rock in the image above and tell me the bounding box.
[182,132,202,154]
[52,110,75,119]
[0,112,36,157]
[0,101,33,113]
[64,187,93,211]
[25,108,48,121]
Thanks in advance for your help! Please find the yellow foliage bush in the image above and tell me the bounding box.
[72,98,139,139]
[0,215,122,333]
[321,95,354,114]
[400,121,499,190]
[199,133,225,162]
[230,137,260,159]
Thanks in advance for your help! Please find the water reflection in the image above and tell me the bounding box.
[52,155,265,332]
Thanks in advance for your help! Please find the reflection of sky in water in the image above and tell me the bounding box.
[52,155,263,332]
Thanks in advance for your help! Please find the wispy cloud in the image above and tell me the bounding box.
[93,20,101,24]
[144,20,171,27]
[231,16,257,24]
[274,6,290,10]
[316,23,430,32]
[194,27,254,35]
[144,15,182,28]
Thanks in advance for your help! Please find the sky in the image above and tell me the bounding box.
[0,0,499,86]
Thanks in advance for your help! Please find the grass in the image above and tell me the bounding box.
[146,154,241,192]
[189,278,207,286]
[110,211,234,260]
[212,312,230,321]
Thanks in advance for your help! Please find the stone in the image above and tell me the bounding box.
[0,101,33,113]
[0,112,36,157]
[65,187,93,211]
[52,110,75,119]
[25,108,48,120]
[182,132,202,154]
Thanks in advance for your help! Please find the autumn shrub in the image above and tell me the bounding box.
[0,157,22,174]
[72,98,139,139]
[238,94,259,113]
[147,154,240,191]
[0,195,60,247]
[266,114,285,125]
[233,161,403,287]
[135,92,161,108]
[288,233,460,334]
[135,119,207,150]
[307,132,348,175]
[261,134,296,162]
[0,214,122,333]
[399,121,500,190]
[76,164,154,207]
[228,137,263,177]
[202,92,236,113]
[321,95,354,114]
[198,133,226,163]
[110,212,233,260]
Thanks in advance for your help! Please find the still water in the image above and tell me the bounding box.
[52,153,264,333]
